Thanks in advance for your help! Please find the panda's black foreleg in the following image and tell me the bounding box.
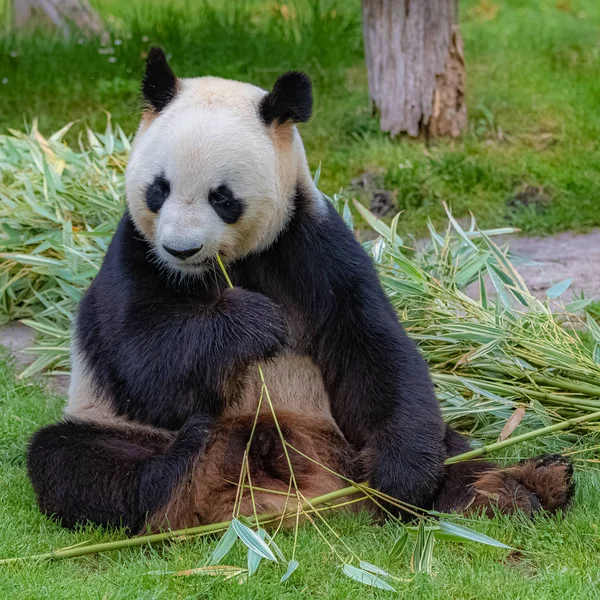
[27,414,212,530]
[315,311,447,513]
[106,286,287,427]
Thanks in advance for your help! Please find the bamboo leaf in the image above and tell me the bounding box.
[49,121,75,143]
[313,163,321,187]
[247,528,268,576]
[18,353,59,378]
[280,559,299,583]
[380,275,425,296]
[262,530,286,562]
[388,252,426,282]
[437,521,511,549]
[389,531,409,561]
[207,523,238,566]
[342,564,396,591]
[486,264,513,308]
[488,263,530,306]
[566,299,593,313]
[353,199,394,242]
[426,218,446,249]
[587,314,600,344]
[479,229,530,296]
[231,519,277,562]
[359,561,392,578]
[389,212,403,248]
[342,199,354,231]
[479,271,488,309]
[546,279,572,299]
[499,406,526,441]
[156,565,247,579]
[0,253,63,267]
[442,202,477,250]
[411,522,434,574]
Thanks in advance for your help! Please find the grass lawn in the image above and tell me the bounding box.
[0,0,599,236]
[1,352,600,599]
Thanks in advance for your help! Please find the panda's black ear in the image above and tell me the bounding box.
[142,47,178,113]
[259,72,312,126]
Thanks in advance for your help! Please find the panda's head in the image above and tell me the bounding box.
[125,48,315,276]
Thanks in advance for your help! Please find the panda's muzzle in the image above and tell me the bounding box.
[162,244,204,260]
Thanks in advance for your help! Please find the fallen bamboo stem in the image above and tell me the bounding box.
[0,485,363,565]
[444,409,600,464]
[432,373,600,410]
[477,365,600,398]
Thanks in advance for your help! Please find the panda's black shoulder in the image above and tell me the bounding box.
[295,192,386,286]
[239,188,395,322]
[93,213,159,287]
[77,214,147,318]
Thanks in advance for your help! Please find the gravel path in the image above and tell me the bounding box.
[2,229,599,395]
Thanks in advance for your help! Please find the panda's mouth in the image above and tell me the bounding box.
[163,253,222,278]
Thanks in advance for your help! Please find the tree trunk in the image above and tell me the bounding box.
[14,0,105,38]
[361,0,467,138]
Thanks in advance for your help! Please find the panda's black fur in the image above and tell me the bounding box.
[27,50,574,531]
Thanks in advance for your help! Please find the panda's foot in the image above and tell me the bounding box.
[247,424,289,481]
[249,427,276,461]
[469,454,574,517]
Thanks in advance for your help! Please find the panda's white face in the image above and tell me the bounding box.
[126,75,306,276]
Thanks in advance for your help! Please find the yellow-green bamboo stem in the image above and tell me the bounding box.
[6,409,599,564]
[0,484,363,565]
[433,373,600,410]
[444,409,600,465]
[479,365,600,398]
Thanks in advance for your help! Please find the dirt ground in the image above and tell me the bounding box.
[501,229,600,300]
[1,229,599,395]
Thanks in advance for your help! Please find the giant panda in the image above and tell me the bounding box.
[27,48,574,532]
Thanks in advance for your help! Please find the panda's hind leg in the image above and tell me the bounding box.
[467,454,574,517]
[434,427,574,517]
[27,414,212,531]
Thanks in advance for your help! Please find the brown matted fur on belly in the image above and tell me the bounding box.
[148,355,358,530]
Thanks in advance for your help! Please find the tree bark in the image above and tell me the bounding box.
[14,0,105,38]
[361,0,467,138]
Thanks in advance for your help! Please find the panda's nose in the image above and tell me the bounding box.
[162,245,203,260]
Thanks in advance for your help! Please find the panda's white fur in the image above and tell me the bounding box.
[126,76,323,276]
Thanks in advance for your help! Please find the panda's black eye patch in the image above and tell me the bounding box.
[208,185,244,224]
[145,175,171,213]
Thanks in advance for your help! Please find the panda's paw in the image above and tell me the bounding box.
[171,413,215,454]
[223,288,288,358]
[470,454,575,517]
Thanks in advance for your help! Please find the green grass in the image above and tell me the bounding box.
[2,352,600,599]
[1,0,600,236]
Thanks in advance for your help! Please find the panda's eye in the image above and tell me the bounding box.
[208,185,244,224]
[145,175,171,213]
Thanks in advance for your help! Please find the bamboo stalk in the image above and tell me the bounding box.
[478,365,600,397]
[432,373,600,410]
[510,355,600,387]
[444,409,600,464]
[0,485,363,564]
[560,372,600,387]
